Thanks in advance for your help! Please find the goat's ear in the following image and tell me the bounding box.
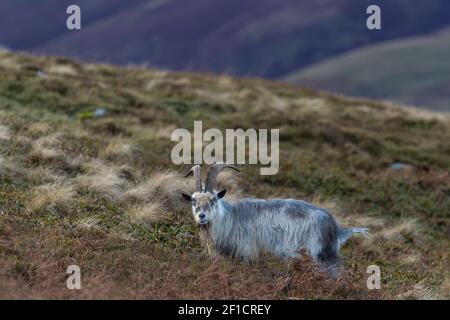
[217,189,227,199]
[182,193,192,202]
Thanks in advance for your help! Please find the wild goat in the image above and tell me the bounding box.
[182,164,369,276]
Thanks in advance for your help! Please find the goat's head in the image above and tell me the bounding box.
[182,164,239,225]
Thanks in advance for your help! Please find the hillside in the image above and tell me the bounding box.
[0,50,449,299]
[285,27,450,111]
[2,0,450,78]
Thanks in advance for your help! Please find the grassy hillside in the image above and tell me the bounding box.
[285,27,450,111]
[2,0,450,78]
[0,50,449,299]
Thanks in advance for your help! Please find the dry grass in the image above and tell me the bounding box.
[0,156,27,182]
[75,160,130,201]
[29,134,66,164]
[287,250,381,299]
[397,281,440,300]
[100,138,140,162]
[379,219,419,241]
[441,276,450,299]
[27,122,51,138]
[0,124,10,140]
[25,166,58,185]
[126,202,167,227]
[29,144,63,163]
[125,171,192,211]
[74,217,102,232]
[28,182,76,215]
[47,64,78,76]
[313,197,384,232]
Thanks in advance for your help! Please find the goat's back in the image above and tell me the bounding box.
[216,198,340,260]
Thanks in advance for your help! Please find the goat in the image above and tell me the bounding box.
[182,164,369,276]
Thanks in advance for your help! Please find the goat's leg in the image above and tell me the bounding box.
[317,246,342,277]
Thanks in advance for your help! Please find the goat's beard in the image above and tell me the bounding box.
[198,223,210,231]
[198,224,217,258]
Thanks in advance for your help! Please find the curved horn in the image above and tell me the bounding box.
[205,163,239,192]
[185,165,202,192]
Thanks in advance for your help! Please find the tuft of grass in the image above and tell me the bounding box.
[75,160,130,202]
[28,133,67,165]
[28,181,76,216]
[0,124,10,140]
[0,158,28,187]
[27,122,51,138]
[100,137,141,162]
[29,144,63,163]
[126,202,167,227]
[125,171,192,211]
[379,219,420,241]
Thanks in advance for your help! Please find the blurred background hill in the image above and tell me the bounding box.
[286,27,450,111]
[1,0,450,110]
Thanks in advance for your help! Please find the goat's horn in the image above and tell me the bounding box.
[205,163,239,192]
[185,165,202,192]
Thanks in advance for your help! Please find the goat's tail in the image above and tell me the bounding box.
[337,227,370,248]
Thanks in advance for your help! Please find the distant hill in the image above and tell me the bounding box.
[285,27,450,111]
[1,0,450,78]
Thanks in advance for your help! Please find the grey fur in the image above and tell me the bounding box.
[184,166,369,276]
